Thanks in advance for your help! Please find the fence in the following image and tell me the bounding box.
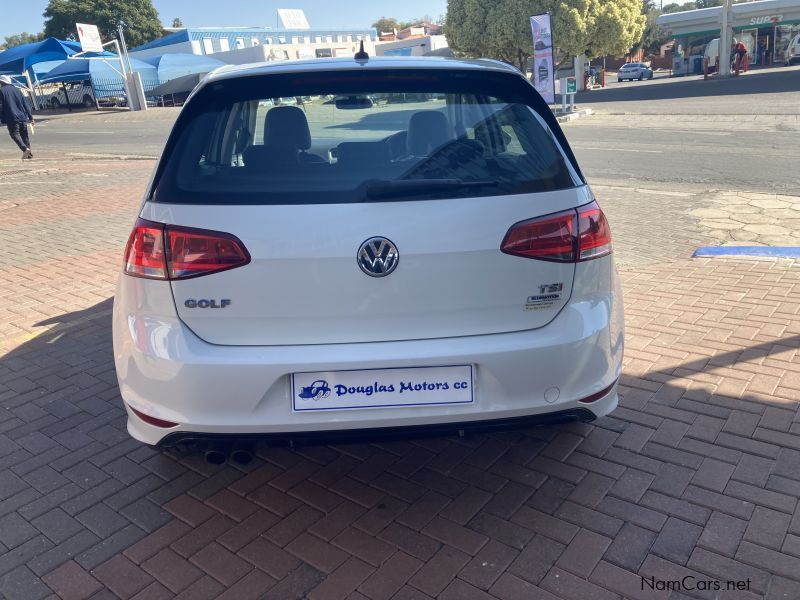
[91,76,160,106]
[32,75,161,110]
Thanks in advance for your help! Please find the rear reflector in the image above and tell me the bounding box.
[578,379,618,404]
[128,405,178,428]
[501,200,611,262]
[123,218,250,280]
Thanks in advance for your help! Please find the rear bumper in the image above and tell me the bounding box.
[156,407,600,448]
[113,259,624,446]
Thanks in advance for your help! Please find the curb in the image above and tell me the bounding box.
[555,108,593,122]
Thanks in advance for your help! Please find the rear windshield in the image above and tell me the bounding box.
[153,68,581,205]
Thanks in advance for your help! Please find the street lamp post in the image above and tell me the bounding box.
[116,20,147,110]
[719,0,733,78]
[117,21,133,74]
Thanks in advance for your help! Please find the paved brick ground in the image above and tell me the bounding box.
[1,153,800,600]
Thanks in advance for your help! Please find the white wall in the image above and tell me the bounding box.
[374,35,449,56]
[206,39,377,64]
[210,44,271,65]
[129,40,194,61]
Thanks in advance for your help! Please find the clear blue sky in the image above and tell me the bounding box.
[1,0,448,40]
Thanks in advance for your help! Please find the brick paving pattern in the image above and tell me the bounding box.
[1,152,800,599]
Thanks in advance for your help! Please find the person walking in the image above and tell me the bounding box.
[0,75,34,160]
[734,40,747,74]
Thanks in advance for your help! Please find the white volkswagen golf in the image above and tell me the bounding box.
[113,55,624,448]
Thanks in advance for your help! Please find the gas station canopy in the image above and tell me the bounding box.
[657,0,800,37]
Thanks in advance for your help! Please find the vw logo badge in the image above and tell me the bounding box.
[357,237,399,277]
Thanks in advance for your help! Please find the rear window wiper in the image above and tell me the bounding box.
[364,179,499,200]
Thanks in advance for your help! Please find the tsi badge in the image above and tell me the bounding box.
[184,299,231,309]
[525,283,563,311]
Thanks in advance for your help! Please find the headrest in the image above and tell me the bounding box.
[406,111,453,156]
[263,106,311,150]
[474,119,507,154]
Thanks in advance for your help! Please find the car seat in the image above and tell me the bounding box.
[244,106,325,168]
[405,111,454,157]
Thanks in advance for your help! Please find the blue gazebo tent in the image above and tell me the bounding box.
[142,53,224,83]
[0,38,82,74]
[30,60,66,80]
[40,56,158,86]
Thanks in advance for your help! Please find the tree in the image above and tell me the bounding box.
[43,0,163,48]
[592,0,648,57]
[2,32,45,50]
[446,0,646,71]
[399,15,434,28]
[634,7,669,56]
[372,17,400,33]
[662,2,698,12]
[172,17,184,28]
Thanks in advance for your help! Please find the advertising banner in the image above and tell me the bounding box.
[530,13,555,104]
[76,23,103,53]
[277,9,310,30]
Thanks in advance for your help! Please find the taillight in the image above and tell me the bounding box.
[123,218,250,280]
[500,210,577,261]
[501,201,611,262]
[577,201,612,260]
[167,227,251,279]
[123,220,167,279]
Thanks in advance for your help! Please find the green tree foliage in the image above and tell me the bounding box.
[632,2,669,56]
[2,32,45,50]
[446,0,646,70]
[591,0,647,57]
[172,17,184,28]
[372,17,400,33]
[661,2,695,12]
[372,15,439,33]
[43,0,163,48]
[399,15,435,28]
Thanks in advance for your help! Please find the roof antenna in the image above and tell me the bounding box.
[354,39,369,60]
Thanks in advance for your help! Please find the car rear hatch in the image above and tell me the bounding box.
[138,66,594,346]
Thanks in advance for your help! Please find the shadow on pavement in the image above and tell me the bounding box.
[2,295,800,598]
[34,298,114,329]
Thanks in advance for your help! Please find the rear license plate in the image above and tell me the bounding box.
[292,365,474,412]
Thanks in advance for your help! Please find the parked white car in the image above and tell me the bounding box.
[45,79,127,109]
[617,62,654,82]
[113,56,624,450]
[47,80,95,108]
[786,34,800,65]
